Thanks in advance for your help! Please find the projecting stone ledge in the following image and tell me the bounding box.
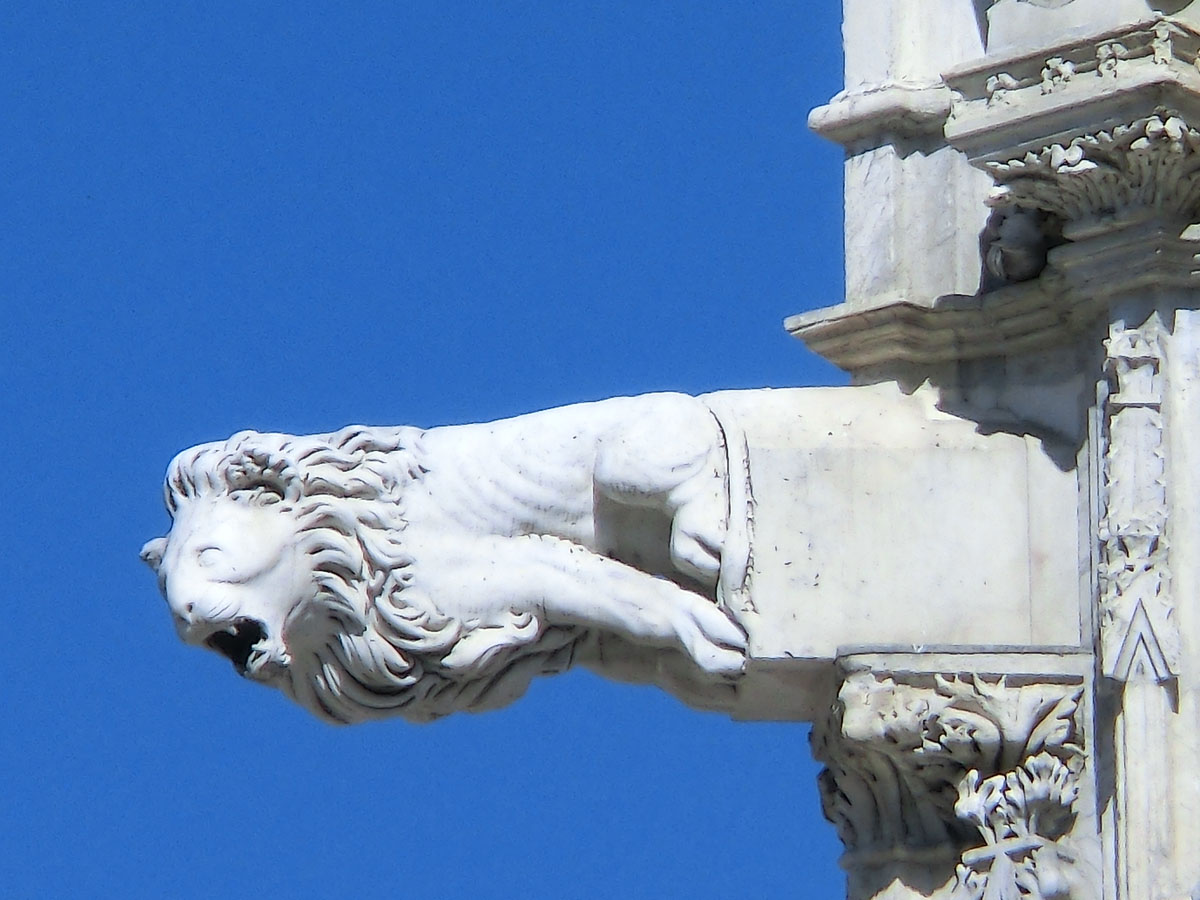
[787,217,1200,373]
[726,383,1084,721]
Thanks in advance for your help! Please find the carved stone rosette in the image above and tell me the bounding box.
[1099,315,1179,682]
[812,662,1094,900]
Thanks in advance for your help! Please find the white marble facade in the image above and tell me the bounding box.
[793,2,1200,897]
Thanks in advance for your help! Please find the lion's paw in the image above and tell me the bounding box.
[672,599,747,677]
[689,641,748,677]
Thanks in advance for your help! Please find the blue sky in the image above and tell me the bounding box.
[2,4,848,897]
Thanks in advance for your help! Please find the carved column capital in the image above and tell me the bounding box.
[812,656,1097,900]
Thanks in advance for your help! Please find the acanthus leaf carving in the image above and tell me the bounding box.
[813,669,1092,899]
[987,113,1200,221]
[953,752,1084,899]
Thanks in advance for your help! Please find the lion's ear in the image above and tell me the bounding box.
[140,537,167,573]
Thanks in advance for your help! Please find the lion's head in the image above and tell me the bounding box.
[142,426,581,724]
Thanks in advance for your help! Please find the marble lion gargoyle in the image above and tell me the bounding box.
[142,393,753,724]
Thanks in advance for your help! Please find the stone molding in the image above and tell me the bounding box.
[812,656,1096,899]
[792,16,1200,374]
[786,282,1066,370]
[945,17,1200,162]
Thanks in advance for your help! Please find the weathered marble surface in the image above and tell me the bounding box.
[796,1,1200,897]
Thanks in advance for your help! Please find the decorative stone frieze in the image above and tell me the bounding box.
[812,658,1096,900]
[946,17,1200,160]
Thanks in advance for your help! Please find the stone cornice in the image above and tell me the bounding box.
[787,221,1200,371]
[786,283,1067,371]
[945,17,1200,162]
[792,16,1200,373]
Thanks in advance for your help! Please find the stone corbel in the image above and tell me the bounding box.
[811,655,1097,900]
[808,82,954,148]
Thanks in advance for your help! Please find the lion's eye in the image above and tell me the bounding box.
[230,482,285,506]
[196,546,222,567]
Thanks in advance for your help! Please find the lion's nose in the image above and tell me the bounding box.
[164,586,196,629]
[162,575,227,631]
[168,601,195,631]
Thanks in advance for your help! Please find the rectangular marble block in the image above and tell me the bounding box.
[714,384,1083,661]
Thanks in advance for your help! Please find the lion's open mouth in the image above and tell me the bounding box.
[206,618,266,675]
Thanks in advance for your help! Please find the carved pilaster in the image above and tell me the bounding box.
[1099,314,1178,682]
[813,659,1097,900]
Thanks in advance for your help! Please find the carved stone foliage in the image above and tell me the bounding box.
[987,113,1200,222]
[946,19,1200,227]
[954,752,1081,899]
[1039,57,1075,95]
[813,669,1090,899]
[1099,316,1178,682]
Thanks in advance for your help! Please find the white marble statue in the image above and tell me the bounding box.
[142,393,751,724]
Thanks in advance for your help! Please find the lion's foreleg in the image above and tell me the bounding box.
[414,534,746,676]
[665,482,725,588]
[593,400,729,588]
[526,534,746,676]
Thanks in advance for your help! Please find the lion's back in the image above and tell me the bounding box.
[408,393,708,546]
